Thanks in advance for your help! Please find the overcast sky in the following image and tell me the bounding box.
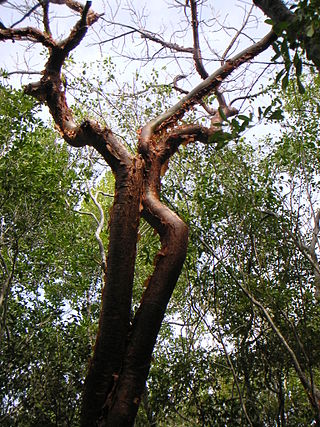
[0,1,269,78]
[0,0,276,139]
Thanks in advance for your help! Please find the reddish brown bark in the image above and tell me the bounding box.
[97,139,189,425]
[81,158,144,426]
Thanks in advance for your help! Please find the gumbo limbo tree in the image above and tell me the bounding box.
[1,0,320,425]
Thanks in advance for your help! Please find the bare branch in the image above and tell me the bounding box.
[172,74,236,118]
[221,5,254,63]
[310,210,320,254]
[226,265,320,408]
[98,19,193,53]
[65,0,99,24]
[42,1,51,35]
[49,1,97,72]
[76,200,106,273]
[139,30,276,149]
[0,26,55,47]
[0,251,9,278]
[1,70,42,77]
[190,0,208,79]
[0,245,19,331]
[213,320,254,427]
[140,31,193,54]
[172,74,189,95]
[87,185,107,272]
[309,210,320,299]
[259,208,320,299]
[11,3,42,29]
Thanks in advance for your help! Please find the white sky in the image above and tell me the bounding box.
[0,1,277,136]
[0,1,270,77]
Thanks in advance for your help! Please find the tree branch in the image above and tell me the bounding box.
[139,30,277,149]
[140,31,193,54]
[73,187,107,273]
[42,1,51,35]
[8,4,130,172]
[11,3,42,29]
[87,186,107,272]
[0,245,19,337]
[190,0,208,79]
[259,208,320,299]
[98,20,193,53]
[221,4,254,63]
[226,265,320,410]
[252,0,294,24]
[0,26,55,46]
[308,210,320,299]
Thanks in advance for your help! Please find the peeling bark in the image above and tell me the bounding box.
[98,148,189,426]
[80,158,144,427]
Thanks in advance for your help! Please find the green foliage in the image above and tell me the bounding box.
[2,57,320,426]
[0,86,102,425]
[135,74,320,426]
[267,1,320,86]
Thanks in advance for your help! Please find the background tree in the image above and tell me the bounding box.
[0,84,103,426]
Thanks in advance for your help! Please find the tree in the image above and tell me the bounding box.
[1,1,320,425]
[0,84,103,426]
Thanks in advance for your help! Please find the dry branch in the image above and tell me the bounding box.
[139,29,276,149]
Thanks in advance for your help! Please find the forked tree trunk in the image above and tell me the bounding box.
[81,143,189,426]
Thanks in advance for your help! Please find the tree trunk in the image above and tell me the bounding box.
[81,150,189,426]
[0,4,280,425]
[81,157,145,426]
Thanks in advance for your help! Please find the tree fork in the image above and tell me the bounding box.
[96,151,188,426]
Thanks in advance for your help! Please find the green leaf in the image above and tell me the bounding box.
[208,130,233,148]
[274,21,289,35]
[275,69,286,83]
[294,53,303,76]
[268,108,284,121]
[272,42,281,61]
[218,107,227,121]
[238,115,250,122]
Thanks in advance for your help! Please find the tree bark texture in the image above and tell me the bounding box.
[81,158,145,426]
